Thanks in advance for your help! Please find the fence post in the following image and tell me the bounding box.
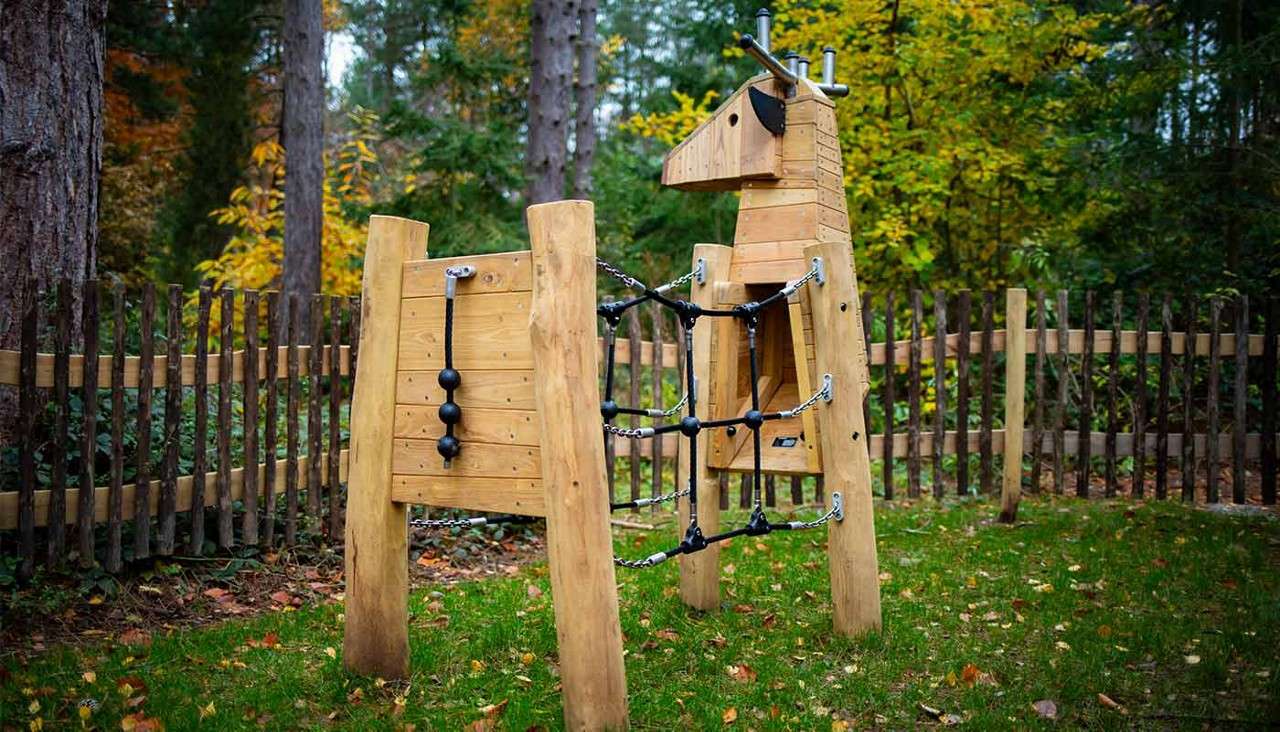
[343,215,427,679]
[999,288,1027,523]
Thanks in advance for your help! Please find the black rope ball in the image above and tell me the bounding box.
[438,401,461,425]
[436,434,461,460]
[743,409,764,430]
[679,416,701,437]
[437,367,461,391]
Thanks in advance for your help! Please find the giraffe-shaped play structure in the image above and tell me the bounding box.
[342,10,880,729]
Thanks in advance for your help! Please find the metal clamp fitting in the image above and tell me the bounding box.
[444,265,477,298]
[811,257,826,286]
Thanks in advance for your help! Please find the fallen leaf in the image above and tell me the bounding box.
[727,664,757,683]
[1097,693,1126,713]
[526,584,543,599]
[199,701,216,719]
[1184,655,1200,665]
[1032,699,1058,720]
[722,707,738,725]
[324,647,337,660]
[82,671,96,684]
[1096,625,1112,638]
[118,629,151,647]
[960,664,980,686]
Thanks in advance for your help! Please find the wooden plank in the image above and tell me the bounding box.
[1206,297,1221,503]
[1029,291,1047,494]
[77,281,99,566]
[739,472,751,509]
[882,292,895,499]
[979,292,995,495]
[402,250,531,298]
[1232,296,1248,504]
[933,291,947,499]
[17,277,38,579]
[392,439,540,479]
[765,473,776,507]
[1021,431,1275,459]
[47,279,72,568]
[394,405,539,445]
[328,296,343,538]
[862,291,873,462]
[628,308,642,511]
[285,295,301,544]
[791,475,803,505]
[190,285,211,554]
[1053,290,1069,495]
[397,291,532,371]
[134,284,156,559]
[262,292,280,547]
[1000,289,1027,522]
[107,285,125,572]
[348,295,361,381]
[242,290,260,547]
[396,369,534,409]
[804,239,881,636]
[956,291,971,495]
[651,302,664,507]
[679,243,733,611]
[159,285,182,555]
[1,451,348,530]
[1157,296,1173,500]
[1179,296,1196,502]
[343,215,426,680]
[1133,293,1148,498]
[217,288,234,548]
[390,476,545,517]
[308,293,324,524]
[1077,291,1094,497]
[907,290,922,498]
[1264,298,1278,505]
[526,200,629,729]
[1105,291,1121,497]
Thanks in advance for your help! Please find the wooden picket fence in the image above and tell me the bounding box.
[2,282,1276,578]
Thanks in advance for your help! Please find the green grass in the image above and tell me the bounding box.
[4,496,1278,729]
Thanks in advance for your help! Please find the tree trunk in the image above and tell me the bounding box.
[0,0,106,439]
[282,0,325,331]
[526,0,579,205]
[571,0,598,200]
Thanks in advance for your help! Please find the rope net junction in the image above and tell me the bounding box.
[413,258,844,569]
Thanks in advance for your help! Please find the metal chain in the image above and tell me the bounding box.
[614,552,668,569]
[409,516,489,529]
[787,503,841,530]
[595,258,646,291]
[596,257,702,295]
[603,423,653,438]
[656,391,689,418]
[780,374,832,419]
[788,262,823,293]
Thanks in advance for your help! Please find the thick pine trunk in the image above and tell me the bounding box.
[526,0,579,205]
[282,0,325,332]
[571,0,598,200]
[0,0,106,439]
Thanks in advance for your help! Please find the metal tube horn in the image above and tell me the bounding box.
[817,46,849,98]
[797,56,811,80]
[755,8,772,55]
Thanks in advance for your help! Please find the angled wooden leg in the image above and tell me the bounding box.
[528,201,629,730]
[804,241,882,636]
[343,216,428,678]
[677,244,733,611]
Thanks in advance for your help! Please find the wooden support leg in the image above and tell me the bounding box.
[1000,288,1028,523]
[677,244,733,611]
[343,216,427,679]
[527,201,629,730]
[804,241,882,636]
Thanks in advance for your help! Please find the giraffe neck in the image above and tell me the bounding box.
[729,94,850,285]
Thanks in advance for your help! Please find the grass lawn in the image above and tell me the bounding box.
[3,496,1278,730]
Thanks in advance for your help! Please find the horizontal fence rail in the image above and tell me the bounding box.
[1,281,1277,577]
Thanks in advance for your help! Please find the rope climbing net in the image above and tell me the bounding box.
[595,257,840,569]
[412,256,844,566]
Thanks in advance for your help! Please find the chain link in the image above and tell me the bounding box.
[614,552,669,569]
[656,391,689,418]
[409,516,488,529]
[786,503,841,530]
[780,374,832,419]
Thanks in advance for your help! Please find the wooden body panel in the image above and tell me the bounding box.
[392,250,543,515]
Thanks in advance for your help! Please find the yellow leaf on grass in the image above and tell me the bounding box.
[722,707,738,725]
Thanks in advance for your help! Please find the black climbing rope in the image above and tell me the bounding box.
[436,265,475,465]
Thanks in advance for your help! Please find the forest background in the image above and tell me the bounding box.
[80,0,1280,304]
